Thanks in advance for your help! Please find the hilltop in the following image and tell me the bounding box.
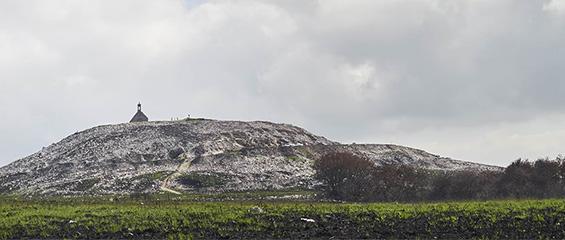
[0,119,501,195]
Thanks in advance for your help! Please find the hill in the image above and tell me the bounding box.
[0,119,501,195]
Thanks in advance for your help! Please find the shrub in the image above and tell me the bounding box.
[315,153,565,202]
[372,164,430,202]
[314,152,376,201]
[430,170,500,200]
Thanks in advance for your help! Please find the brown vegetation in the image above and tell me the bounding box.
[315,153,565,202]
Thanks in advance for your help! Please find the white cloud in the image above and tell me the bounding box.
[543,0,565,14]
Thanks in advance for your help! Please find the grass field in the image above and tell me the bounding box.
[0,196,564,239]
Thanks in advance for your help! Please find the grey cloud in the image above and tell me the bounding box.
[1,0,565,167]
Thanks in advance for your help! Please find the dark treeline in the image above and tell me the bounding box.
[314,152,565,202]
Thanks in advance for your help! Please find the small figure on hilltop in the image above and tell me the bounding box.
[130,102,149,122]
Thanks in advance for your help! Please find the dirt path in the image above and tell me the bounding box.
[159,186,182,195]
[159,154,194,195]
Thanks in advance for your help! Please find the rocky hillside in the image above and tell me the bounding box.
[0,119,501,195]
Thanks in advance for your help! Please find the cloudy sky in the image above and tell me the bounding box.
[1,0,565,167]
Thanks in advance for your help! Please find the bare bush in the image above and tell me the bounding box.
[314,152,376,201]
[315,153,565,202]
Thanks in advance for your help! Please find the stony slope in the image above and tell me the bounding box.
[0,119,501,195]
